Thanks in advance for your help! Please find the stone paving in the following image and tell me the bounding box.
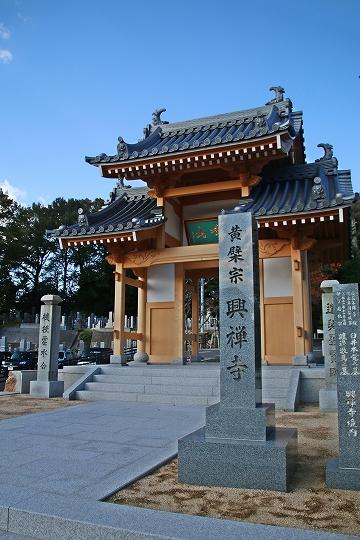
[0,401,205,500]
[0,400,358,539]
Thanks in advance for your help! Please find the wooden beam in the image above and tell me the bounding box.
[123,331,143,340]
[152,178,245,199]
[123,244,219,268]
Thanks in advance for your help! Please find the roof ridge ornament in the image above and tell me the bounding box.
[152,107,169,126]
[77,208,88,226]
[316,143,333,161]
[316,143,338,170]
[117,136,128,158]
[266,86,285,105]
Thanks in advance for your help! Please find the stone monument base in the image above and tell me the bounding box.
[110,354,128,366]
[319,388,337,411]
[30,380,64,398]
[292,355,308,366]
[178,427,297,492]
[326,458,360,491]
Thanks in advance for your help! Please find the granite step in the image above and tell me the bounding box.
[71,365,299,410]
[85,381,218,397]
[75,389,218,406]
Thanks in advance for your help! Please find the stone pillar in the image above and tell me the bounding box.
[178,211,297,491]
[326,283,360,490]
[30,295,64,398]
[319,280,339,411]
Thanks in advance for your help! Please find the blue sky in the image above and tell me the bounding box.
[0,0,359,205]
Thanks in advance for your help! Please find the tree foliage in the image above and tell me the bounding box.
[0,193,115,319]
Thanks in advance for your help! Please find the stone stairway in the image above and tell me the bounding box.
[75,365,220,406]
[73,364,300,410]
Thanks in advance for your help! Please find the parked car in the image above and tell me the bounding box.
[58,350,77,369]
[1,350,38,375]
[0,351,12,379]
[78,347,113,365]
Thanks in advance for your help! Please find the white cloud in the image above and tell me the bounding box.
[0,179,27,203]
[38,195,50,206]
[0,23,11,40]
[0,49,13,63]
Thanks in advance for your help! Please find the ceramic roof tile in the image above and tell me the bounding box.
[85,93,302,166]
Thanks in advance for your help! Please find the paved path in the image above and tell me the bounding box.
[0,401,358,540]
[0,401,205,500]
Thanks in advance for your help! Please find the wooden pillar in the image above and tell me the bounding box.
[259,259,265,361]
[175,263,184,362]
[136,269,147,353]
[302,251,313,353]
[113,263,126,356]
[291,239,305,356]
[191,278,199,358]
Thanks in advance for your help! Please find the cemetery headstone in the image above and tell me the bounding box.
[105,311,114,328]
[35,314,40,325]
[0,336,8,352]
[26,341,32,351]
[79,340,85,355]
[60,315,66,329]
[326,283,360,490]
[178,211,297,491]
[30,295,64,398]
[19,339,26,351]
[319,280,338,411]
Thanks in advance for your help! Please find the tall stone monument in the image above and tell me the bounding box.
[319,280,339,411]
[30,295,64,398]
[178,211,297,491]
[326,283,360,490]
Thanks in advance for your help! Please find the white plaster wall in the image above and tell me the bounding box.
[147,264,175,303]
[263,257,292,297]
[165,202,181,240]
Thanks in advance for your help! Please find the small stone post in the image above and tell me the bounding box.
[30,295,64,398]
[319,280,338,411]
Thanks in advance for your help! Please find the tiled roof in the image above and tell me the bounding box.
[85,89,302,166]
[239,153,353,217]
[53,186,164,239]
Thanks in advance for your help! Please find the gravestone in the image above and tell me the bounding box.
[60,315,66,330]
[319,280,338,411]
[79,340,85,355]
[0,336,8,352]
[178,211,297,491]
[19,339,26,351]
[35,314,40,325]
[105,311,114,328]
[326,283,360,490]
[30,295,64,398]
